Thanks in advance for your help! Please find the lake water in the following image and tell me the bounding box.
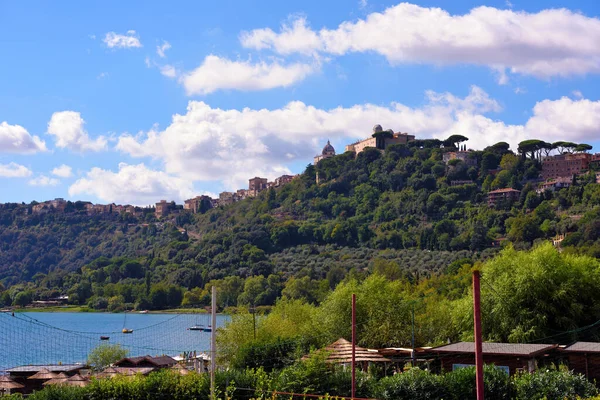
[0,311,230,372]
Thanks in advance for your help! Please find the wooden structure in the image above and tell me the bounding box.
[560,342,600,381]
[5,364,86,395]
[0,375,24,396]
[114,355,177,369]
[428,342,557,375]
[304,338,390,368]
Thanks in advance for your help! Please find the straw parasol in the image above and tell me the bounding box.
[43,372,70,386]
[28,368,59,380]
[96,367,119,379]
[0,375,24,390]
[64,374,89,387]
[305,338,391,364]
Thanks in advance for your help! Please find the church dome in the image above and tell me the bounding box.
[322,140,335,155]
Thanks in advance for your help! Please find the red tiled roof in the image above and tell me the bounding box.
[430,342,556,357]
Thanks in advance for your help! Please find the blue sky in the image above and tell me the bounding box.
[1,0,600,205]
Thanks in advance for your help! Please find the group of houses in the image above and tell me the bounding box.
[308,338,600,381]
[1,354,209,396]
[5,339,600,395]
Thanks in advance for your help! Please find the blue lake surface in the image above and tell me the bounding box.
[0,311,230,372]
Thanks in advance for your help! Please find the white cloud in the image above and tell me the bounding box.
[29,175,60,187]
[97,72,109,80]
[0,122,47,154]
[47,111,107,152]
[145,57,151,68]
[68,163,195,205]
[524,97,600,144]
[156,41,171,58]
[103,31,142,49]
[0,162,32,178]
[241,4,600,79]
[359,0,368,9]
[180,55,316,95]
[160,64,177,78]
[51,164,73,178]
[514,87,527,94]
[572,90,583,99]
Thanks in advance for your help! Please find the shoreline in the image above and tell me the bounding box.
[8,306,216,314]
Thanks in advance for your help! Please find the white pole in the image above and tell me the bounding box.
[210,286,217,400]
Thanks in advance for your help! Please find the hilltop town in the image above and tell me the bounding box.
[23,125,600,221]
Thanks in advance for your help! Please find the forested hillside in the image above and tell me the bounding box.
[1,138,600,310]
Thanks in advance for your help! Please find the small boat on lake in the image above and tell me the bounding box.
[188,325,203,331]
[122,311,133,334]
[139,310,148,314]
[100,336,110,340]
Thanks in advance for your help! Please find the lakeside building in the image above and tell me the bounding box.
[345,125,415,155]
[487,188,521,207]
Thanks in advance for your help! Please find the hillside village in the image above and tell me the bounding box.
[25,124,600,221]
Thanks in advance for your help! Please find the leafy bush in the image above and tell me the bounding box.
[512,368,598,400]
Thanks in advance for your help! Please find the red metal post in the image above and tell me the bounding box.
[351,293,356,400]
[473,270,484,400]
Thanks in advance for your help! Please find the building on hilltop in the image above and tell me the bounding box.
[345,125,415,155]
[249,177,268,192]
[184,195,213,214]
[314,140,336,164]
[274,174,295,187]
[487,188,521,207]
[155,200,169,218]
[541,153,591,180]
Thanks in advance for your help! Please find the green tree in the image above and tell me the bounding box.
[87,343,129,371]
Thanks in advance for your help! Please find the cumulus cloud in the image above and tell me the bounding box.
[0,121,47,154]
[47,111,107,152]
[115,86,505,189]
[51,164,73,178]
[180,55,316,95]
[0,162,32,178]
[103,30,142,49]
[160,64,177,78]
[524,97,600,144]
[68,163,196,205]
[29,175,60,187]
[241,4,600,79]
[156,41,171,58]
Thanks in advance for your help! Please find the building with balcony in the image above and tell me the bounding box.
[487,188,521,207]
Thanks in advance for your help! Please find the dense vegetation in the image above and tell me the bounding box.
[5,363,598,400]
[1,138,600,312]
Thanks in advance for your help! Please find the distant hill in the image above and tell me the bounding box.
[1,140,599,310]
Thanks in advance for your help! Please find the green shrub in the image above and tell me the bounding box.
[376,367,447,400]
[512,368,598,400]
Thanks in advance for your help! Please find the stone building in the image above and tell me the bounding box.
[314,140,336,164]
[249,177,268,192]
[541,153,591,180]
[274,174,295,187]
[345,125,415,155]
[184,195,213,214]
[155,200,170,218]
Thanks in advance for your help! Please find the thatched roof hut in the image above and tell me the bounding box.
[28,368,59,380]
[0,375,24,390]
[64,375,89,387]
[171,364,190,375]
[43,373,70,386]
[305,338,391,364]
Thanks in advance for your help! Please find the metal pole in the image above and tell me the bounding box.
[252,305,256,340]
[411,304,416,366]
[211,286,217,400]
[351,293,356,400]
[473,270,484,400]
